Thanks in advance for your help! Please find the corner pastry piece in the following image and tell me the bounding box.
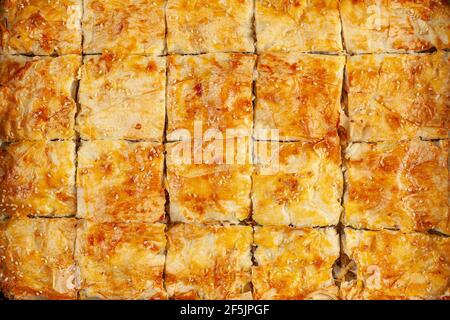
[0,141,76,218]
[166,0,254,54]
[346,52,449,142]
[166,223,253,299]
[253,226,339,300]
[167,53,255,140]
[77,141,165,223]
[0,0,82,55]
[82,0,165,54]
[340,0,450,53]
[76,221,167,299]
[166,139,252,224]
[344,140,449,234]
[255,0,342,53]
[255,52,344,140]
[77,54,166,141]
[0,217,77,299]
[253,133,342,227]
[0,55,81,141]
[342,229,450,300]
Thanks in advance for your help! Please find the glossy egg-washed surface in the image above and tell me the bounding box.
[0,0,449,300]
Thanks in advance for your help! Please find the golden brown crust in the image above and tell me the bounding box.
[342,229,450,300]
[344,140,449,234]
[255,52,345,140]
[1,0,82,55]
[253,133,343,227]
[340,0,450,53]
[167,53,255,140]
[77,141,165,223]
[256,0,342,53]
[167,0,254,54]
[0,55,81,141]
[252,226,339,300]
[0,141,76,218]
[83,0,165,55]
[77,53,166,141]
[166,139,252,224]
[1,217,77,300]
[76,221,167,300]
[165,223,253,300]
[347,52,449,142]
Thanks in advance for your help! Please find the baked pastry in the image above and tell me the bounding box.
[0,0,82,55]
[166,0,254,54]
[167,53,255,141]
[252,226,339,300]
[77,53,166,141]
[254,52,345,140]
[165,223,253,299]
[77,141,165,223]
[0,55,81,141]
[340,0,450,53]
[83,0,165,55]
[166,139,252,224]
[76,221,166,299]
[0,217,77,299]
[1,1,449,301]
[0,141,76,218]
[344,139,449,235]
[346,51,449,142]
[342,229,450,299]
[253,133,342,227]
[255,0,342,53]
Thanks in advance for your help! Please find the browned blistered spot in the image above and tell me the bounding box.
[115,18,129,35]
[146,61,157,73]
[230,54,243,69]
[386,112,402,131]
[313,134,341,164]
[90,0,105,12]
[40,32,53,52]
[99,52,116,72]
[87,231,105,247]
[56,192,73,204]
[100,162,113,175]
[314,258,324,268]
[33,107,49,122]
[193,83,203,97]
[379,154,400,173]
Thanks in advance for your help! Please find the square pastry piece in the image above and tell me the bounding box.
[347,52,449,142]
[255,53,344,141]
[77,141,165,223]
[166,224,253,299]
[342,229,450,299]
[167,53,255,140]
[166,139,252,224]
[0,0,82,55]
[0,55,81,141]
[253,226,339,300]
[166,0,254,54]
[0,141,76,218]
[76,221,167,299]
[78,54,166,141]
[83,0,165,55]
[340,0,450,53]
[0,218,77,299]
[344,140,449,234]
[253,133,342,227]
[255,0,342,53]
